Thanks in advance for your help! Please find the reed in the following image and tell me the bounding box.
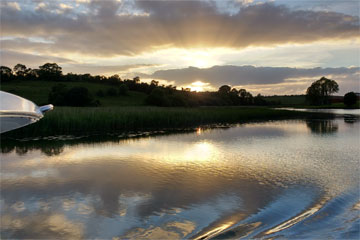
[2,106,331,138]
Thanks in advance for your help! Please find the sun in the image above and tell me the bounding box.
[180,48,221,68]
[188,81,208,92]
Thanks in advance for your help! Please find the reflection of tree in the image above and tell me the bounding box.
[344,115,359,124]
[1,139,65,156]
[15,147,29,155]
[41,146,64,156]
[1,145,15,154]
[0,129,197,156]
[306,120,338,134]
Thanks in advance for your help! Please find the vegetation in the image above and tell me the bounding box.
[0,80,147,106]
[344,92,357,107]
[1,62,280,107]
[306,77,339,105]
[49,85,99,107]
[1,106,333,138]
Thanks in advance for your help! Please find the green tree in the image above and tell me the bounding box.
[146,88,170,106]
[65,87,96,106]
[13,64,29,78]
[107,87,118,96]
[0,66,14,82]
[343,92,357,107]
[306,77,339,105]
[238,88,253,105]
[218,85,231,94]
[48,84,68,105]
[118,84,129,95]
[38,63,62,80]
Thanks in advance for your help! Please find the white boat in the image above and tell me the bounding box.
[0,91,53,133]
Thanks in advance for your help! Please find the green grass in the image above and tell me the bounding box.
[0,80,147,106]
[2,106,333,138]
[264,95,307,105]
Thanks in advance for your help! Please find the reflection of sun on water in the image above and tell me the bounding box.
[182,141,217,162]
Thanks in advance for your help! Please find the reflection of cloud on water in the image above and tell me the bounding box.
[1,119,359,238]
[1,214,84,239]
[120,220,196,240]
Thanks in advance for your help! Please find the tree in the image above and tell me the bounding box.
[146,88,170,106]
[65,87,96,106]
[133,76,140,84]
[218,85,231,94]
[38,63,62,80]
[0,66,14,82]
[118,84,129,95]
[107,87,118,96]
[151,80,159,86]
[13,64,29,77]
[344,92,357,107]
[48,84,68,105]
[306,77,339,105]
[238,88,253,105]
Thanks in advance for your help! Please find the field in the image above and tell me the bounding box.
[0,80,147,106]
[264,95,307,105]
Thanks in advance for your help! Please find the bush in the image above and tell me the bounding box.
[118,84,129,95]
[146,88,170,106]
[107,87,118,96]
[48,85,96,106]
[96,89,105,97]
[48,84,68,106]
[344,92,357,106]
[65,87,95,107]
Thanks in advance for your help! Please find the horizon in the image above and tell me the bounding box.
[1,0,359,95]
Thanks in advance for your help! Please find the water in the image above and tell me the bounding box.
[278,108,360,116]
[1,118,359,239]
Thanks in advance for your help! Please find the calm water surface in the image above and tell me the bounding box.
[1,118,359,239]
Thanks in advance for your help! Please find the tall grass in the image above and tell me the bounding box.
[2,106,332,138]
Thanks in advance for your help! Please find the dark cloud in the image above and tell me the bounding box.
[64,63,159,75]
[0,0,359,56]
[0,49,157,75]
[0,50,75,68]
[136,65,360,86]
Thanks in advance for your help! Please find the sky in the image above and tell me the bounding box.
[0,0,359,95]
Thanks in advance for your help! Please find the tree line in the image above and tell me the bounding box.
[1,62,277,107]
[306,77,358,107]
[2,62,356,107]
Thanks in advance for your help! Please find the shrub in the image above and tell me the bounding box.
[96,89,105,97]
[118,84,129,95]
[48,84,68,106]
[344,92,357,107]
[146,88,170,106]
[107,87,118,96]
[48,85,96,106]
[64,87,95,107]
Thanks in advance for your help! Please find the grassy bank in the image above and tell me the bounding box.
[2,106,334,138]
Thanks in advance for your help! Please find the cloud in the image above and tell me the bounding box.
[0,50,75,68]
[137,65,359,85]
[136,65,360,94]
[64,63,159,75]
[1,1,359,57]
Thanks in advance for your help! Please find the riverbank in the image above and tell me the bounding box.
[1,106,335,138]
[289,102,360,109]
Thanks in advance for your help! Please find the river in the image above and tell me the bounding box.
[1,115,359,239]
